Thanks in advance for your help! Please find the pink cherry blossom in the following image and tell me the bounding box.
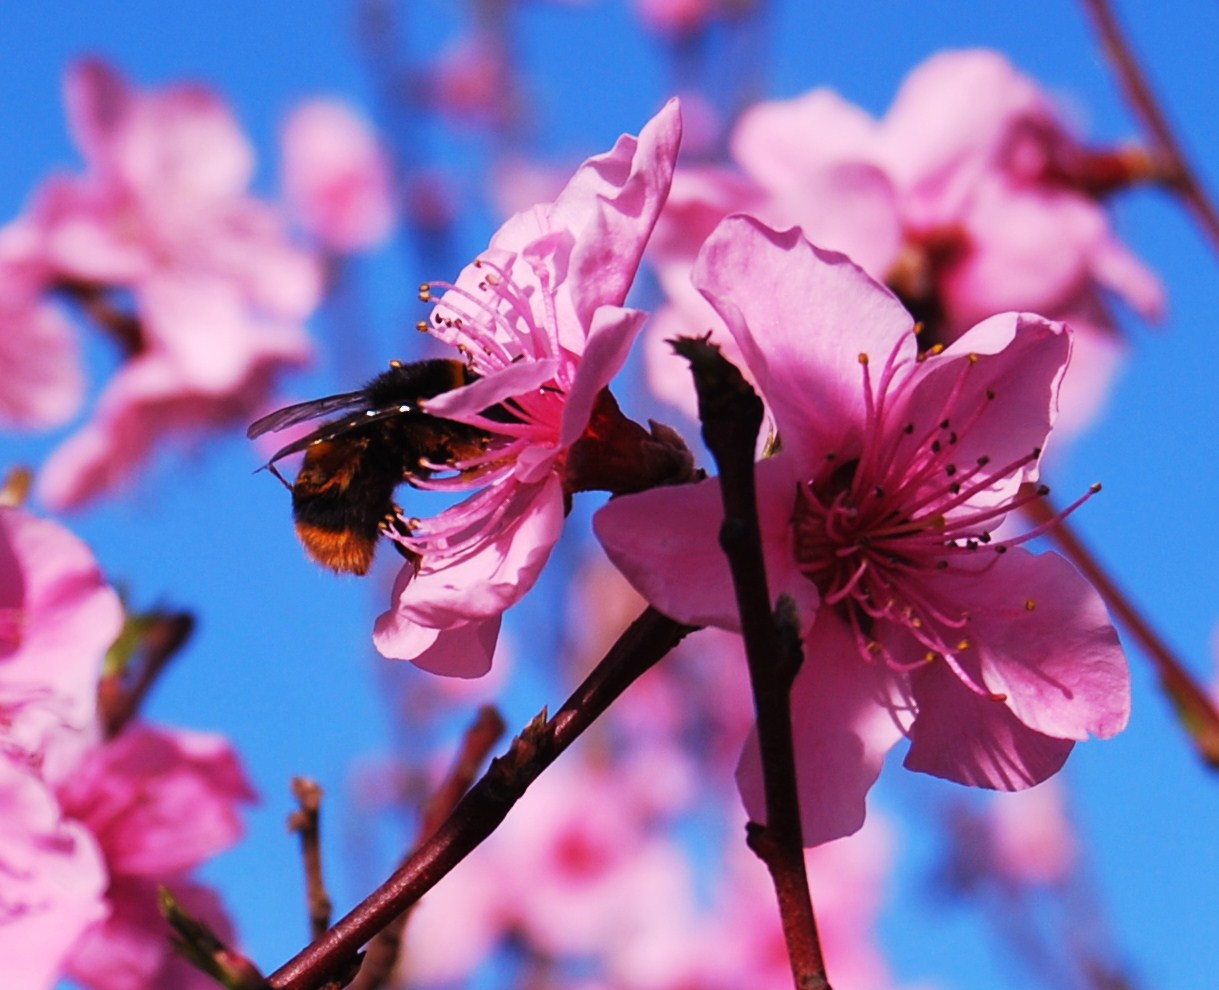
[596,216,1130,845]
[280,99,395,252]
[55,723,256,990]
[4,57,319,507]
[0,224,85,429]
[372,99,682,673]
[645,50,1161,440]
[633,0,719,37]
[0,756,108,990]
[0,507,122,780]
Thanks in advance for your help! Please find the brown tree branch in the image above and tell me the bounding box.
[348,705,507,990]
[1080,0,1219,256]
[672,335,830,990]
[266,607,694,990]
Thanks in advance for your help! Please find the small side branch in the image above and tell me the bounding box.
[288,778,333,941]
[1081,0,1219,256]
[349,706,507,990]
[267,607,693,990]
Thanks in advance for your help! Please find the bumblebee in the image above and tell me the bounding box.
[247,358,495,576]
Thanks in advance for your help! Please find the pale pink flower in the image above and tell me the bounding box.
[646,50,1161,438]
[0,757,108,990]
[56,723,256,990]
[0,225,85,429]
[9,57,318,507]
[372,100,682,674]
[986,778,1077,886]
[596,216,1130,845]
[0,507,122,780]
[280,99,395,252]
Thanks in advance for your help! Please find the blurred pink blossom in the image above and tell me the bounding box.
[56,724,256,990]
[0,507,122,780]
[0,225,85,429]
[1,57,319,507]
[597,217,1130,845]
[424,35,515,127]
[633,0,719,38]
[280,99,395,252]
[986,778,1078,886]
[645,49,1161,439]
[0,757,108,990]
[372,100,682,675]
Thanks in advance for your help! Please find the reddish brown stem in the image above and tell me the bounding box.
[99,611,195,738]
[348,706,507,990]
[1027,497,1219,767]
[673,335,830,990]
[266,607,693,990]
[1080,0,1219,256]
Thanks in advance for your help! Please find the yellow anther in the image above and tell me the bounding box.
[858,352,870,365]
[1024,599,1037,612]
[956,638,971,651]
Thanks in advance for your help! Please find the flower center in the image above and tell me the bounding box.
[789,339,1096,696]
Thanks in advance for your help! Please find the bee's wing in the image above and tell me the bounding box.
[260,403,422,469]
[246,389,369,440]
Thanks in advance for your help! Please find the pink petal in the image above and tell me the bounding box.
[731,88,881,194]
[497,99,683,327]
[0,508,122,756]
[422,358,560,421]
[56,724,256,878]
[594,457,812,631]
[904,658,1075,789]
[943,548,1129,742]
[0,759,108,990]
[692,215,915,464]
[0,300,84,429]
[903,312,1068,505]
[737,609,909,846]
[409,617,503,679]
[559,305,648,448]
[374,477,565,660]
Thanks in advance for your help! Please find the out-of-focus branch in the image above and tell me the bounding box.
[288,779,332,942]
[266,607,694,990]
[349,705,507,990]
[672,334,831,990]
[1080,0,1219,256]
[98,610,196,738]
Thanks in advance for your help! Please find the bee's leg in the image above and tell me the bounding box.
[379,507,422,567]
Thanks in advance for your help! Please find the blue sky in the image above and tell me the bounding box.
[3,2,1218,989]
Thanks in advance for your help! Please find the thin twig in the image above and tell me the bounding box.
[266,607,694,990]
[672,335,830,990]
[1080,0,1219,255]
[99,611,195,738]
[288,779,333,941]
[349,706,507,990]
[1027,496,1219,768]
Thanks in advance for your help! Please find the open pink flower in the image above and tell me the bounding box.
[645,50,1161,439]
[596,216,1130,845]
[55,724,256,990]
[372,100,682,674]
[280,99,395,253]
[6,57,318,507]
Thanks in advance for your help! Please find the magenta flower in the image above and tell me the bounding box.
[596,216,1130,845]
[280,99,395,253]
[372,100,682,674]
[2,57,318,507]
[645,50,1161,439]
